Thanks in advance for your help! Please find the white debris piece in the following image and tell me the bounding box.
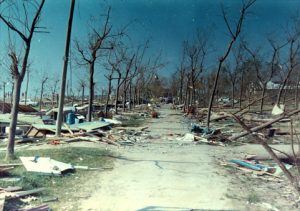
[272,104,284,115]
[103,118,122,125]
[179,133,195,142]
[20,157,74,176]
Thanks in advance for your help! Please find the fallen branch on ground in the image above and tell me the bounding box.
[229,109,300,140]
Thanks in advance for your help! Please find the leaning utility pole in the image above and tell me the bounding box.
[56,0,75,136]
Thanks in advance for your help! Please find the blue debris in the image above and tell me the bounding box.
[230,159,275,172]
[191,123,214,135]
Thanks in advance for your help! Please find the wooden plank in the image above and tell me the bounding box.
[0,186,22,192]
[24,126,33,137]
[0,195,4,211]
[63,123,74,136]
[13,188,46,198]
[17,204,49,211]
[0,167,14,172]
[0,163,22,168]
[101,137,120,147]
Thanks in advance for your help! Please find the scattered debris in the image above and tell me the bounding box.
[151,111,159,118]
[47,140,61,145]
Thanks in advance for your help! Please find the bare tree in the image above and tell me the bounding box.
[49,77,60,108]
[74,7,122,121]
[0,0,45,160]
[104,52,120,116]
[78,79,86,106]
[224,64,238,108]
[206,0,256,128]
[276,34,300,106]
[112,43,149,113]
[243,40,285,113]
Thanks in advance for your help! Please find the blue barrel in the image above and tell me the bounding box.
[66,112,75,125]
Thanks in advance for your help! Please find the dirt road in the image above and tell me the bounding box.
[79,105,244,211]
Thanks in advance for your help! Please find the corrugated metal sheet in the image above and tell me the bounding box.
[31,121,111,132]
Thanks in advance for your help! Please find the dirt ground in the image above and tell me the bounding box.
[74,105,299,211]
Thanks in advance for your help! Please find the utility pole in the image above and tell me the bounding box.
[56,0,75,136]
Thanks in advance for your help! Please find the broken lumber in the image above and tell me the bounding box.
[0,186,22,192]
[234,166,280,178]
[101,137,120,146]
[13,188,46,198]
[17,204,49,211]
[0,196,4,211]
[73,165,103,170]
[0,167,14,172]
[230,109,300,140]
[0,163,22,168]
[63,123,74,136]
[64,136,100,143]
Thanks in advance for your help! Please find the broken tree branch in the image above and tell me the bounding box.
[230,109,300,140]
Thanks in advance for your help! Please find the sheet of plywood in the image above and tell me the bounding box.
[20,157,73,176]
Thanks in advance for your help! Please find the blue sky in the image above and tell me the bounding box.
[0,0,299,97]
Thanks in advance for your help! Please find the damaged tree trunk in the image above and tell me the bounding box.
[105,74,113,116]
[295,75,300,109]
[88,63,95,121]
[115,77,121,114]
[7,78,22,160]
[81,84,85,106]
[239,70,244,109]
[260,84,267,114]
